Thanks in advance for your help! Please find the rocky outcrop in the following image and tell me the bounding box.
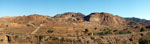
[54,12,85,18]
[54,12,85,22]
[84,12,127,29]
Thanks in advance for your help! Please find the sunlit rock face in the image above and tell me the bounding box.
[84,12,127,29]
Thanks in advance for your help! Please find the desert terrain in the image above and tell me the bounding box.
[0,12,150,44]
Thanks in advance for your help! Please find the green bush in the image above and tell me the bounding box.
[15,35,19,39]
[96,30,112,35]
[39,35,44,40]
[97,32,105,35]
[139,37,150,44]
[119,30,131,34]
[105,30,112,34]
[47,29,54,33]
[113,30,118,32]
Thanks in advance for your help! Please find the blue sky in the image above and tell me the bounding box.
[0,0,150,19]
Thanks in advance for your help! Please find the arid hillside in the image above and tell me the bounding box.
[0,12,150,44]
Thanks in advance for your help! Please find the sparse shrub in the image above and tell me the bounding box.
[119,31,126,34]
[39,35,44,40]
[0,39,3,41]
[119,30,131,34]
[67,34,72,36]
[140,33,144,36]
[94,27,97,30]
[51,37,58,40]
[26,24,31,27]
[88,32,92,35]
[96,30,112,35]
[78,39,81,42]
[140,28,145,32]
[113,30,118,32]
[61,37,65,41]
[139,22,145,25]
[47,29,54,33]
[60,37,73,42]
[15,35,19,39]
[65,39,72,42]
[105,30,112,34]
[127,31,132,33]
[97,32,105,35]
[101,36,104,39]
[96,29,113,35]
[87,41,89,43]
[82,37,85,39]
[84,29,89,33]
[129,38,132,41]
[139,37,150,44]
[91,36,95,39]
[6,25,8,27]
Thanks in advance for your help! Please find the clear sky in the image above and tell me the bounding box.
[0,0,150,19]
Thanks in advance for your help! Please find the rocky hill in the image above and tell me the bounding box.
[84,12,127,29]
[0,12,149,44]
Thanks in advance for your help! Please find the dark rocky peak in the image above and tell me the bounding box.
[54,12,85,18]
[125,17,150,23]
[53,12,85,22]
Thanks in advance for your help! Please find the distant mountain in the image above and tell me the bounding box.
[124,17,150,23]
